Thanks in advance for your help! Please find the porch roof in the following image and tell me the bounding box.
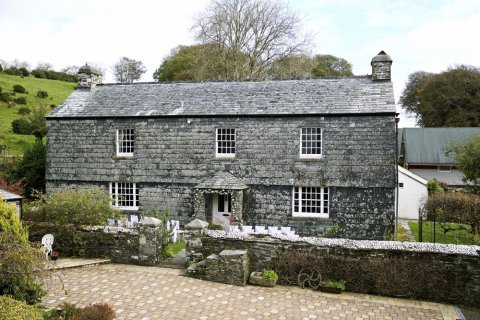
[194,172,249,190]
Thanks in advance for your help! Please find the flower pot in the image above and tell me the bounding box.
[320,286,342,294]
[249,272,277,287]
[50,251,59,261]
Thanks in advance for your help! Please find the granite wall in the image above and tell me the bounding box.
[46,115,396,240]
[186,228,480,307]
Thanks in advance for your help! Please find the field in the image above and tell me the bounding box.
[0,73,75,155]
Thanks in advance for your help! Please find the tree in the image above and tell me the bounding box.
[153,44,245,81]
[312,54,353,77]
[16,139,46,197]
[400,66,480,127]
[192,0,310,80]
[0,198,46,304]
[446,133,480,194]
[268,55,314,79]
[113,57,146,84]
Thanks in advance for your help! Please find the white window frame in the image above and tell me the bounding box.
[300,127,323,159]
[116,129,135,157]
[438,165,452,172]
[109,182,139,210]
[292,186,329,218]
[216,128,236,158]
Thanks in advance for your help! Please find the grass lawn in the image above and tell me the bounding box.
[0,73,75,155]
[408,221,473,245]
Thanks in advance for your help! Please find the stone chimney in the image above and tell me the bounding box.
[77,63,102,88]
[371,51,392,81]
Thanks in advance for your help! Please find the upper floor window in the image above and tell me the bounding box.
[216,128,236,158]
[300,127,322,158]
[116,129,134,157]
[110,182,139,210]
[292,186,329,218]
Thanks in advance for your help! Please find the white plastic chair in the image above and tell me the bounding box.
[41,234,54,259]
[241,225,253,234]
[255,226,267,234]
[229,225,240,233]
[281,227,291,234]
[170,220,181,243]
[268,226,280,234]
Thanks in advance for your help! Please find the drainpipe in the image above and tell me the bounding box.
[395,116,400,240]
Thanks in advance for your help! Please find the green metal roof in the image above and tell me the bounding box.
[400,128,480,164]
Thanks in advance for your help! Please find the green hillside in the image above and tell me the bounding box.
[0,73,76,155]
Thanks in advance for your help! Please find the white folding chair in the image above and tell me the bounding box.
[41,234,54,260]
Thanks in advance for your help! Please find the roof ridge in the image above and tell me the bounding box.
[98,75,371,86]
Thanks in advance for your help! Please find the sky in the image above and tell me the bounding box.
[0,0,479,127]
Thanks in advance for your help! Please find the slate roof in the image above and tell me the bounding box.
[0,189,22,201]
[400,128,480,164]
[195,172,249,190]
[47,77,395,118]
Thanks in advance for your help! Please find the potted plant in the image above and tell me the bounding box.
[249,269,278,287]
[320,280,346,294]
[50,250,59,261]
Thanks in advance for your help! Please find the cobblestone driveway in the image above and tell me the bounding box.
[42,264,457,320]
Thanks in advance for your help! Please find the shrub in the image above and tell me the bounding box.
[424,192,480,235]
[0,92,12,102]
[13,85,26,93]
[50,104,57,109]
[81,303,116,320]
[0,296,43,320]
[16,139,46,197]
[44,302,115,320]
[4,67,21,76]
[18,106,31,115]
[19,67,30,77]
[24,188,119,225]
[427,179,444,194]
[0,63,3,72]
[14,96,27,105]
[11,118,32,134]
[263,269,278,282]
[0,198,46,304]
[0,85,2,92]
[36,90,48,98]
[31,69,46,79]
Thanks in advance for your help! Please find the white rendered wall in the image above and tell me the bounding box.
[398,169,428,220]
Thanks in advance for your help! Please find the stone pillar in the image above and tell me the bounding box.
[232,190,244,223]
[138,217,162,266]
[193,191,207,221]
[185,219,209,266]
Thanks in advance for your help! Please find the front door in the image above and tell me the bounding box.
[212,193,232,229]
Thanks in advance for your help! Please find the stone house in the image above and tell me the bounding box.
[46,51,396,240]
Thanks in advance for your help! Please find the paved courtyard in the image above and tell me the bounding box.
[42,264,459,320]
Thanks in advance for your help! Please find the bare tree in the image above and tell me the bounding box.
[193,0,311,80]
[113,57,146,84]
[36,62,53,70]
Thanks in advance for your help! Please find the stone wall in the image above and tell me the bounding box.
[27,220,165,265]
[186,227,480,307]
[46,115,396,240]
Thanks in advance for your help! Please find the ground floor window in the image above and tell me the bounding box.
[292,186,329,218]
[109,182,139,210]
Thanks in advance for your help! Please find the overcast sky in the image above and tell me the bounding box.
[1,0,479,127]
